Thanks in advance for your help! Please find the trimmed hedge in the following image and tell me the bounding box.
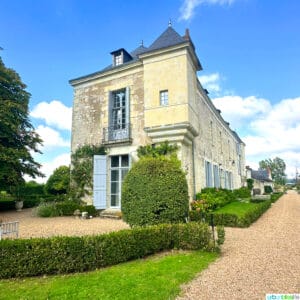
[122,157,189,226]
[212,200,271,227]
[270,192,283,203]
[0,222,212,279]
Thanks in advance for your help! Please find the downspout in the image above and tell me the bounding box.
[192,139,196,199]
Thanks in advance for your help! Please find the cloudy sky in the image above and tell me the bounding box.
[1,0,299,182]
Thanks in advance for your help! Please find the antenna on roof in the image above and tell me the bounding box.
[140,40,144,47]
[168,19,172,27]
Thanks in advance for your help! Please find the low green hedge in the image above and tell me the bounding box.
[270,192,283,203]
[212,200,272,227]
[0,222,213,279]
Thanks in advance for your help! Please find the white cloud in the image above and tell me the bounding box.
[27,153,71,183]
[199,73,222,94]
[212,95,271,129]
[31,100,72,131]
[179,0,236,21]
[213,95,300,178]
[36,125,70,149]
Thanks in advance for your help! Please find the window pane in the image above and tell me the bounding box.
[111,170,119,181]
[111,182,119,194]
[111,194,118,207]
[160,90,168,106]
[121,155,129,167]
[122,169,128,180]
[111,156,119,167]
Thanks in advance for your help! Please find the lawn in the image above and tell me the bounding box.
[0,250,217,300]
[213,200,271,227]
[214,201,259,217]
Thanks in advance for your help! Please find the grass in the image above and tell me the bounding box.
[0,250,217,300]
[214,201,259,217]
[213,200,272,227]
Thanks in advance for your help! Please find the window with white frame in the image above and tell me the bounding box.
[114,54,122,66]
[110,155,129,208]
[160,90,168,106]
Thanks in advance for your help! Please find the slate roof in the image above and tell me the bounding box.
[145,27,186,53]
[69,26,195,84]
[251,170,273,182]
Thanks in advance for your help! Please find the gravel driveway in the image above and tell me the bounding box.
[0,208,129,239]
[177,190,300,300]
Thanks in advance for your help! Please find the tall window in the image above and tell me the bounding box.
[213,165,220,188]
[110,155,129,208]
[205,161,213,187]
[112,89,126,130]
[160,90,168,106]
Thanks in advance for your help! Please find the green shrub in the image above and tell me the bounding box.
[122,157,189,226]
[0,222,213,279]
[264,185,273,194]
[194,188,235,212]
[80,205,97,217]
[36,203,59,217]
[213,201,271,227]
[270,192,283,202]
[56,201,80,216]
[233,187,251,199]
[216,226,225,246]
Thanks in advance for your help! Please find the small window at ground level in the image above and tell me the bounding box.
[160,90,168,106]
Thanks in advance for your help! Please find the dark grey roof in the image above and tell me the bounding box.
[130,45,148,58]
[70,26,198,84]
[232,130,245,145]
[251,170,273,182]
[145,27,186,53]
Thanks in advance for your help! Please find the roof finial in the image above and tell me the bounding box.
[168,19,172,27]
[140,40,144,47]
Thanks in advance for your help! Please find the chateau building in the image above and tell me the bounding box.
[70,25,246,210]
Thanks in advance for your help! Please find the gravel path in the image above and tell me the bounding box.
[177,190,300,300]
[0,208,129,239]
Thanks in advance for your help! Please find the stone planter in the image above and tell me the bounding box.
[15,201,23,212]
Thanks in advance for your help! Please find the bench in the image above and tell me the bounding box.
[0,221,19,240]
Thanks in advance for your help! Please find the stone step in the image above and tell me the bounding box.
[99,212,122,220]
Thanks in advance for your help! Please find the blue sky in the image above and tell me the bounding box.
[1,0,300,181]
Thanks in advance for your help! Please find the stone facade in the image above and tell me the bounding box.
[70,26,246,209]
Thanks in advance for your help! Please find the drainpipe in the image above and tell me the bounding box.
[192,140,196,199]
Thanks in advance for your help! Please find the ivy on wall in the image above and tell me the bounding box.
[70,145,106,200]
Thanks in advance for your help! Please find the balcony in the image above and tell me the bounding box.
[102,123,132,145]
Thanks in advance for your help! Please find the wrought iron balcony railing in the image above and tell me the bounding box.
[102,123,132,144]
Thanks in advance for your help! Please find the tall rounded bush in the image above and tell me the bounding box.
[121,157,189,226]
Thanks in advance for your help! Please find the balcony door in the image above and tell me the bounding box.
[109,88,130,141]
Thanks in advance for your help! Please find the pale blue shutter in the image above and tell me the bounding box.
[93,155,107,209]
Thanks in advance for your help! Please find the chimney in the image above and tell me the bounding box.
[183,28,190,41]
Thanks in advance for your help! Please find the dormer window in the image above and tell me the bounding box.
[111,48,133,67]
[115,54,122,66]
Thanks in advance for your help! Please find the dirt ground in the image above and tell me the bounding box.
[0,208,129,239]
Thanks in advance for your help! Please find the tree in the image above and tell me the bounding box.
[0,56,43,190]
[45,166,70,195]
[259,157,286,185]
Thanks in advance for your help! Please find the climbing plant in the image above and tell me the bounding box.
[137,141,179,158]
[70,145,106,199]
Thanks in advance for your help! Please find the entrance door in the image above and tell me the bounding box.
[110,155,129,208]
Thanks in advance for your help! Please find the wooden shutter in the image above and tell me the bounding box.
[93,155,107,209]
[125,87,130,125]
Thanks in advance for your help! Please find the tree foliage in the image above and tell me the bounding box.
[121,156,189,226]
[45,166,70,195]
[259,157,286,185]
[70,144,106,199]
[0,56,43,190]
